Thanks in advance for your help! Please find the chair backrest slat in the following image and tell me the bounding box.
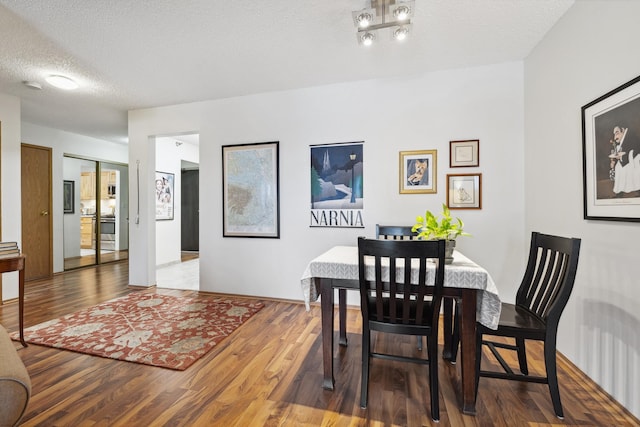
[358,237,446,328]
[376,225,417,241]
[515,232,581,325]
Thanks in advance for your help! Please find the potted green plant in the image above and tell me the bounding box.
[411,203,470,263]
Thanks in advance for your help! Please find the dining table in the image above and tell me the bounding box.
[300,245,501,415]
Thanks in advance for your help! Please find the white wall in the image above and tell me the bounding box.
[155,136,199,267]
[0,93,22,301]
[129,62,527,306]
[21,122,128,273]
[525,0,640,418]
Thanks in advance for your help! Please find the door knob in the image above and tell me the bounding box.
[40,210,49,216]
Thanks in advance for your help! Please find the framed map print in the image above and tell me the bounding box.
[222,141,280,237]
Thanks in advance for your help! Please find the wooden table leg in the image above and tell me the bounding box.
[338,288,347,347]
[320,279,335,390]
[460,289,477,414]
[442,297,453,360]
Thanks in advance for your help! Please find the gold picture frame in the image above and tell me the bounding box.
[399,150,437,194]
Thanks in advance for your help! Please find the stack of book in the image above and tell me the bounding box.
[0,242,20,259]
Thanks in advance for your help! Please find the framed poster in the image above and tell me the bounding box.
[582,74,640,221]
[450,139,479,167]
[155,171,174,220]
[222,141,280,237]
[446,173,481,209]
[399,150,437,194]
[63,180,74,214]
[310,142,363,227]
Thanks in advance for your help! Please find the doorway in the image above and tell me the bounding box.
[181,164,199,252]
[21,144,53,281]
[63,156,129,270]
[155,134,199,290]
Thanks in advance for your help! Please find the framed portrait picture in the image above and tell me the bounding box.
[63,180,74,214]
[582,74,640,222]
[449,139,479,167]
[222,141,280,238]
[399,150,437,194]
[447,173,481,209]
[155,171,174,220]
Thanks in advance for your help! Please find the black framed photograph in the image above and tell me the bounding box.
[582,74,640,222]
[450,139,479,167]
[446,173,481,209]
[222,141,280,238]
[155,171,174,220]
[399,150,437,194]
[63,180,74,214]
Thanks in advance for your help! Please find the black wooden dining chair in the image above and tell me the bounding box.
[475,231,581,419]
[358,237,446,421]
[375,224,459,354]
[375,224,416,240]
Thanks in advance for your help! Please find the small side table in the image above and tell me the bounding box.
[0,255,27,347]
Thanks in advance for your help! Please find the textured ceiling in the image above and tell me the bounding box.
[0,0,574,144]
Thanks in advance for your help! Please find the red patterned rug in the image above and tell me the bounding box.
[12,293,264,370]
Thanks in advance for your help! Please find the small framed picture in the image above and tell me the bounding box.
[447,173,481,209]
[399,150,437,194]
[449,139,479,167]
[63,180,74,214]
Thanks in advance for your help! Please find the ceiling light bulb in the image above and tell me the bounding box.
[357,12,372,28]
[394,5,411,21]
[394,27,409,41]
[46,75,79,90]
[361,32,374,46]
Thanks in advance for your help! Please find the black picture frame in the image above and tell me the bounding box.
[582,74,640,222]
[63,180,74,214]
[222,141,280,238]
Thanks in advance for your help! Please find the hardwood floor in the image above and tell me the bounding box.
[1,261,637,426]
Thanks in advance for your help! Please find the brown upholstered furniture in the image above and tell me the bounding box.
[0,325,30,426]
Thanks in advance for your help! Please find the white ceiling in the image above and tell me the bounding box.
[0,0,574,144]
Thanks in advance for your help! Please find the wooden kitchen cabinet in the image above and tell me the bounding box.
[99,171,116,199]
[80,217,93,248]
[80,172,95,200]
[82,171,116,201]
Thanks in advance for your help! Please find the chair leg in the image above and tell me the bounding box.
[428,333,439,421]
[360,325,371,409]
[516,337,528,375]
[544,341,564,418]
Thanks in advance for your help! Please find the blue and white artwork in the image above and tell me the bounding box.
[310,142,363,228]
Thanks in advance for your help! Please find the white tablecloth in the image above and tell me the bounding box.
[300,245,501,330]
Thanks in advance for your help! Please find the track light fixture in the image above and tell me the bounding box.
[352,0,414,46]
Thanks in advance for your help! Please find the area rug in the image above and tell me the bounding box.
[11,292,264,370]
